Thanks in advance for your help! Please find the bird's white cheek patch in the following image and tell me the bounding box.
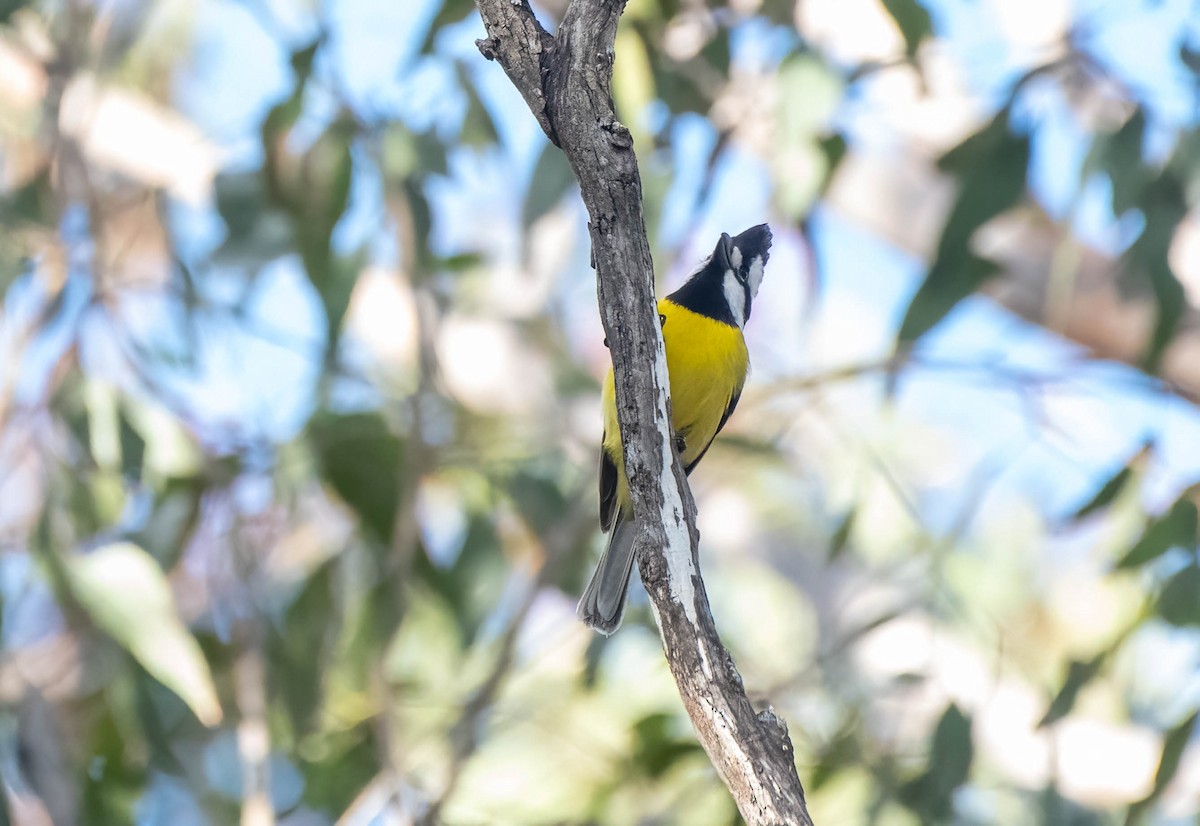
[723,270,746,327]
[747,255,765,298]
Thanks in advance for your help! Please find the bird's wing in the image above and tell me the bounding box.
[599,440,618,530]
[683,388,742,476]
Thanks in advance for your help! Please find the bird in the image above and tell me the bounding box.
[578,224,772,634]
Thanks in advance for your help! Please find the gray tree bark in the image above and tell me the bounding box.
[473,1,815,823]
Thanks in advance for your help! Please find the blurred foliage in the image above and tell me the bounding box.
[0,0,1199,824]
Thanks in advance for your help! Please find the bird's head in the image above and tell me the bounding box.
[672,224,772,328]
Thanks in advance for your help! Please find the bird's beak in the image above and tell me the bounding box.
[713,232,734,272]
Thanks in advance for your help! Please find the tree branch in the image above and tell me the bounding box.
[474,1,815,822]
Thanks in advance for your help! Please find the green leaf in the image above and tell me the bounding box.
[630,712,704,778]
[1072,467,1132,521]
[818,133,848,192]
[81,704,146,823]
[638,24,710,116]
[937,108,1015,174]
[759,0,794,25]
[808,716,863,792]
[1041,786,1109,826]
[267,562,337,735]
[289,38,321,79]
[435,252,483,273]
[213,173,294,266]
[880,0,933,60]
[117,406,145,482]
[0,0,29,25]
[1039,655,1106,728]
[130,475,205,569]
[399,180,434,272]
[0,168,54,227]
[215,172,269,244]
[828,507,855,561]
[897,252,1001,344]
[898,702,973,822]
[286,118,360,344]
[1152,710,1198,796]
[457,68,499,148]
[1083,109,1147,216]
[303,121,355,245]
[1127,710,1199,822]
[507,470,570,533]
[699,28,731,76]
[1157,564,1200,626]
[898,112,1029,344]
[381,126,448,182]
[613,26,655,145]
[1181,41,1200,74]
[1069,444,1150,521]
[1126,173,1188,371]
[930,703,973,786]
[935,124,1030,261]
[420,0,476,54]
[773,54,845,219]
[65,542,222,726]
[300,724,380,813]
[341,569,406,682]
[1115,498,1197,569]
[414,514,504,644]
[308,412,404,545]
[523,143,576,228]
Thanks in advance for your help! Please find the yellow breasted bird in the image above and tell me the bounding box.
[578,224,772,634]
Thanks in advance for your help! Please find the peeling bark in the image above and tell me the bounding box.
[474,1,815,822]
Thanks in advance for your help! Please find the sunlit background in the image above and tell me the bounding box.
[2,0,1200,822]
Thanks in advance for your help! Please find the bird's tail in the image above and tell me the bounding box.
[577,516,637,635]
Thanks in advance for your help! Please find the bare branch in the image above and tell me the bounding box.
[473,1,815,822]
[474,1,556,142]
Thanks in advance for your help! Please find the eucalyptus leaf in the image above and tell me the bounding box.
[523,144,576,229]
[899,702,973,822]
[308,412,404,545]
[880,0,933,59]
[828,507,856,561]
[1127,710,1199,821]
[1157,564,1200,626]
[1071,466,1133,521]
[1083,109,1147,216]
[1115,498,1197,570]
[1069,444,1151,521]
[1039,656,1106,728]
[631,712,704,779]
[420,0,476,54]
[457,69,500,148]
[897,252,1001,344]
[66,543,222,727]
[1125,173,1189,371]
[898,112,1029,343]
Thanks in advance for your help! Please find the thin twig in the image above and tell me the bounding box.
[235,642,274,826]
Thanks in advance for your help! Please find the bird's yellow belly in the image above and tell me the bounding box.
[601,299,748,509]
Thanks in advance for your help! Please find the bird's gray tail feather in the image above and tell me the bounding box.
[577,518,636,635]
